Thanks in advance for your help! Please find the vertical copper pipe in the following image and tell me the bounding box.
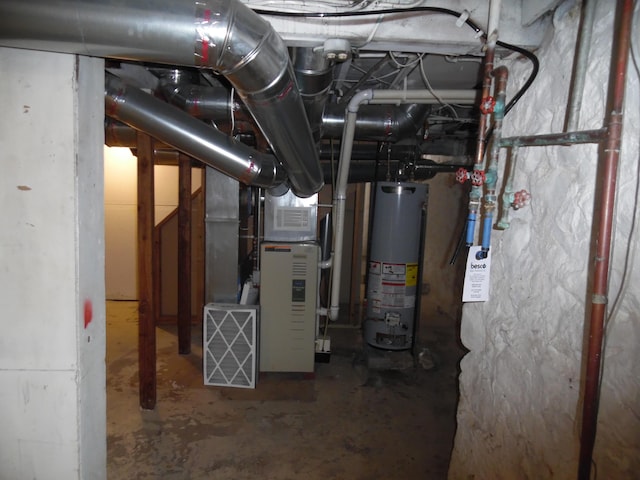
[465,44,496,246]
[578,0,633,478]
[474,46,496,169]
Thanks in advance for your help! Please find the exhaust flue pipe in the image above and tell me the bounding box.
[291,47,335,142]
[0,0,323,196]
[323,103,429,142]
[106,73,286,189]
[158,69,234,121]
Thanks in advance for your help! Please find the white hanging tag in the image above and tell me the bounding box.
[462,245,491,302]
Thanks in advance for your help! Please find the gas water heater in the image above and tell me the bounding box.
[364,182,428,350]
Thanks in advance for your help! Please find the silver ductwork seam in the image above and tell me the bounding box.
[291,47,335,142]
[323,103,429,142]
[157,69,234,121]
[0,0,323,196]
[105,72,286,188]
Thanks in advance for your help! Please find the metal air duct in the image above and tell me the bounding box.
[0,0,323,196]
[105,72,286,188]
[158,69,234,121]
[291,47,334,142]
[323,103,429,142]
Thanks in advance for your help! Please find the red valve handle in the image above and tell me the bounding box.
[513,189,531,209]
[470,170,486,186]
[480,96,496,115]
[455,167,469,184]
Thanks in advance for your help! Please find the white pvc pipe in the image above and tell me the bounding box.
[327,88,476,321]
[487,0,502,47]
[365,90,478,103]
[328,90,370,320]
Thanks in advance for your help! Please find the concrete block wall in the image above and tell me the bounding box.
[0,48,106,479]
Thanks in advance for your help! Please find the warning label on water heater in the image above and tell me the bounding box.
[368,261,417,312]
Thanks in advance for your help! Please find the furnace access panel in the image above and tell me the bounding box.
[259,243,319,372]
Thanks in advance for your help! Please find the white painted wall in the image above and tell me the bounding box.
[450,2,640,479]
[104,147,202,300]
[0,49,106,478]
[104,146,138,300]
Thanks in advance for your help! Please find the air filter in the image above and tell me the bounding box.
[203,304,259,388]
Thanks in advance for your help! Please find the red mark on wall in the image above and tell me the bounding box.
[84,300,93,329]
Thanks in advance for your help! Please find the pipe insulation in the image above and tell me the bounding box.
[105,72,287,188]
[0,0,323,196]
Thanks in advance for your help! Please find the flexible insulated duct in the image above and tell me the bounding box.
[105,72,286,188]
[0,0,323,196]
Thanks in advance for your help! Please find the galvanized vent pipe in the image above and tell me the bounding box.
[291,47,335,142]
[322,103,429,142]
[106,72,286,188]
[0,0,323,196]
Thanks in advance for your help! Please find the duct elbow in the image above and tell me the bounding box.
[396,103,429,138]
[251,154,288,190]
[105,72,287,190]
[0,0,323,196]
[197,0,323,197]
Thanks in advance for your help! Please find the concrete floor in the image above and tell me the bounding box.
[107,301,464,479]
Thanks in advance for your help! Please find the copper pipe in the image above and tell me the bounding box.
[480,66,508,253]
[500,128,607,147]
[464,43,496,246]
[578,0,634,478]
[474,46,496,169]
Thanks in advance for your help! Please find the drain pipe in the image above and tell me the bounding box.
[480,66,508,255]
[105,72,287,189]
[578,0,633,477]
[327,88,476,321]
[0,0,323,197]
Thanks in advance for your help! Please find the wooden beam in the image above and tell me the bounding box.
[137,132,156,410]
[178,154,192,354]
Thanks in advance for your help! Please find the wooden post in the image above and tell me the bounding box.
[137,132,156,410]
[178,154,192,354]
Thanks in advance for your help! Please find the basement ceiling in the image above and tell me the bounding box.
[106,0,553,167]
[1,0,556,183]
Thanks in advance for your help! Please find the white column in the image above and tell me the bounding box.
[0,48,106,479]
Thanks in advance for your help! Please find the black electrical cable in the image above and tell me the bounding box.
[253,5,540,265]
[253,6,540,114]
